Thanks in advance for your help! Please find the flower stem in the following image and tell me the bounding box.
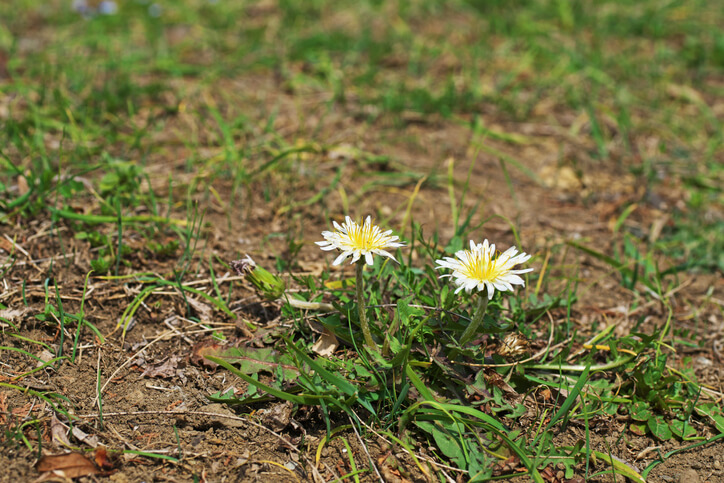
[459,292,489,346]
[355,261,379,351]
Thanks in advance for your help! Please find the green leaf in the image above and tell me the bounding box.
[283,338,357,397]
[434,403,507,432]
[588,450,646,483]
[695,404,724,433]
[206,346,299,380]
[416,421,466,469]
[282,337,377,416]
[405,365,437,402]
[205,355,324,406]
[630,402,652,422]
[648,415,673,440]
[669,419,697,439]
[542,360,591,434]
[629,422,647,436]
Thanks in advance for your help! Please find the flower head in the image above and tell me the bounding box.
[436,239,533,299]
[316,216,405,266]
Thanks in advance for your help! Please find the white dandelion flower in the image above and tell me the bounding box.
[436,239,533,299]
[316,216,405,266]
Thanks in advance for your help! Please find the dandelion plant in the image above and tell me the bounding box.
[316,216,405,351]
[436,239,533,346]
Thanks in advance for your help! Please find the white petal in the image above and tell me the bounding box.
[375,250,398,262]
[504,274,525,286]
[501,246,517,257]
[510,267,534,275]
[333,251,350,266]
[493,281,512,292]
[363,252,373,265]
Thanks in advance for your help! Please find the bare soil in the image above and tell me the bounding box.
[1,71,723,482]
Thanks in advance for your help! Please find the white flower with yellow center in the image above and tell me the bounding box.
[316,216,405,266]
[436,239,533,299]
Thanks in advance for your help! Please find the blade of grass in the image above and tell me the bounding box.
[205,355,328,406]
[48,207,187,226]
[566,240,658,292]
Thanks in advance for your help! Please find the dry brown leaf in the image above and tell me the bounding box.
[35,453,101,478]
[492,455,524,476]
[259,401,294,432]
[71,426,100,448]
[37,350,55,365]
[190,339,225,369]
[50,414,70,447]
[186,296,213,322]
[142,354,184,378]
[311,327,338,357]
[0,307,30,323]
[94,447,114,471]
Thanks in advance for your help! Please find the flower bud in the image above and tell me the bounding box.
[231,255,286,301]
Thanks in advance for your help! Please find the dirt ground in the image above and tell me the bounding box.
[1,71,723,482]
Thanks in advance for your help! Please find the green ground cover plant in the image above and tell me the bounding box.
[0,0,722,481]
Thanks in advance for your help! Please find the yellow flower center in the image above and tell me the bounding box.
[463,250,503,281]
[349,224,375,250]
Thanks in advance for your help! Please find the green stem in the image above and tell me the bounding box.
[527,355,636,372]
[355,261,378,351]
[459,291,489,346]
